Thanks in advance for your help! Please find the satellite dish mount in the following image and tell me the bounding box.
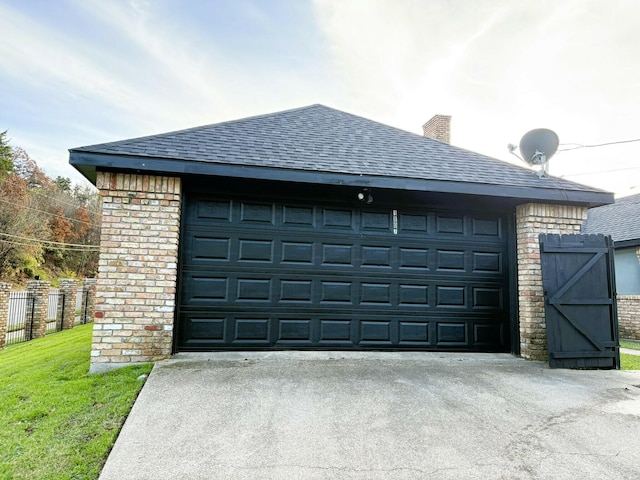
[517,128,559,178]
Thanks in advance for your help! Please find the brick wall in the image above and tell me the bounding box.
[618,295,640,340]
[0,283,10,349]
[91,172,181,373]
[516,203,588,360]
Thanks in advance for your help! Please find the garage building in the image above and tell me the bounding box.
[69,105,612,371]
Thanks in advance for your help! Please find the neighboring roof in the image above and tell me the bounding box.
[70,104,612,206]
[583,193,640,247]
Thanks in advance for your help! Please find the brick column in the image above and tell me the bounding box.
[25,280,51,340]
[0,283,11,349]
[91,172,181,373]
[81,278,97,324]
[516,204,587,360]
[58,279,79,330]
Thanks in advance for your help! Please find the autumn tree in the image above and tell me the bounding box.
[0,173,49,278]
[0,134,100,282]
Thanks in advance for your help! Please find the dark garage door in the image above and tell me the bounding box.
[177,194,511,351]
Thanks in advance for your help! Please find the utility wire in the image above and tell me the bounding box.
[558,137,640,151]
[0,238,99,252]
[0,232,100,250]
[561,166,640,178]
[30,189,101,216]
[0,197,94,227]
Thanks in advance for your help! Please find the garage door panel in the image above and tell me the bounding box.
[322,208,355,230]
[281,241,315,264]
[399,321,429,343]
[319,319,352,342]
[185,232,505,277]
[181,272,504,312]
[436,322,468,344]
[196,199,232,221]
[361,246,392,268]
[321,244,354,266]
[278,319,312,342]
[360,320,393,343]
[398,213,429,232]
[179,310,507,349]
[399,284,429,306]
[239,202,275,224]
[473,287,503,309]
[184,276,229,302]
[191,236,230,261]
[436,215,465,235]
[282,205,315,227]
[234,318,270,342]
[185,316,226,343]
[474,323,504,345]
[179,195,510,351]
[472,217,502,237]
[399,247,430,270]
[361,282,392,305]
[472,251,503,273]
[436,249,466,271]
[237,239,274,262]
[361,210,392,232]
[280,280,314,303]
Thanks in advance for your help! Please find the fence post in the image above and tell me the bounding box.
[58,279,79,330]
[25,280,50,340]
[81,279,97,324]
[0,283,10,349]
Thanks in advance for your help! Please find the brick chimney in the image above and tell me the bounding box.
[422,115,451,144]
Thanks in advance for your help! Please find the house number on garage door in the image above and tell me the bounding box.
[392,209,398,234]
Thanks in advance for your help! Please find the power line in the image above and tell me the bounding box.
[0,232,100,250]
[558,137,640,151]
[30,189,101,216]
[0,197,94,227]
[0,238,99,252]
[561,166,640,178]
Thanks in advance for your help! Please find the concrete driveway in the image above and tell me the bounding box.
[99,352,640,480]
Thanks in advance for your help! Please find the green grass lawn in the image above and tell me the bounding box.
[621,340,640,351]
[0,325,152,480]
[620,340,640,370]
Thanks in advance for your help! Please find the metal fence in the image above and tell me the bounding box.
[6,291,32,346]
[5,285,92,347]
[46,289,63,334]
[77,287,91,325]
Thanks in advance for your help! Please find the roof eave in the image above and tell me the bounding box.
[614,239,640,249]
[69,151,614,207]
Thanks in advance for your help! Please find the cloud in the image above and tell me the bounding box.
[313,0,640,194]
[1,0,639,193]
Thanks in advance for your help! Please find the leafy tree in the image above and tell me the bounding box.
[48,207,74,243]
[0,136,100,281]
[12,147,50,189]
[0,131,13,176]
[0,174,48,278]
[54,176,72,193]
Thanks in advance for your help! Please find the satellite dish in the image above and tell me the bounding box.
[518,128,559,177]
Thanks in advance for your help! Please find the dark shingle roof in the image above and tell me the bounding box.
[70,104,611,205]
[583,193,640,246]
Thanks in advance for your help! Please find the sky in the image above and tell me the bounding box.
[1,0,639,197]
